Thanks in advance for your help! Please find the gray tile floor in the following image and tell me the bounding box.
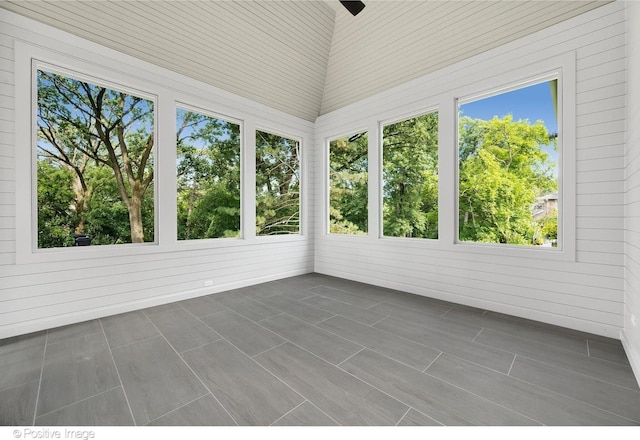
[1,273,639,426]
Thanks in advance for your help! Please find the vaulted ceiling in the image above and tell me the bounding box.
[1,0,611,121]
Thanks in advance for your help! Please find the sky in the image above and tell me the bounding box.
[459,80,559,170]
[459,81,558,133]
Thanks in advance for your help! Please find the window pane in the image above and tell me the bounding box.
[176,108,241,240]
[382,112,438,238]
[329,132,368,235]
[36,69,155,248]
[458,80,559,247]
[256,130,300,235]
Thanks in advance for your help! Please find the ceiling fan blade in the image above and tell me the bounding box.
[340,1,366,16]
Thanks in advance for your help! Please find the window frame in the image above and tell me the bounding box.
[379,107,440,241]
[254,127,304,238]
[326,128,370,237]
[451,56,576,261]
[175,102,245,243]
[18,57,160,262]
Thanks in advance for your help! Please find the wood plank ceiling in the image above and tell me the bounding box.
[0,0,611,121]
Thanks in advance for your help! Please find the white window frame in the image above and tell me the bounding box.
[379,107,440,241]
[16,48,161,263]
[175,102,245,244]
[450,54,576,261]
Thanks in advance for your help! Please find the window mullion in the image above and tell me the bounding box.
[158,93,177,247]
[439,96,457,246]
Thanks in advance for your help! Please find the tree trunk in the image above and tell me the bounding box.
[71,172,89,234]
[128,192,145,243]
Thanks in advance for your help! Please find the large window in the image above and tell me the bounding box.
[382,112,438,239]
[328,131,368,235]
[256,130,301,235]
[458,79,559,247]
[176,107,241,240]
[36,68,155,248]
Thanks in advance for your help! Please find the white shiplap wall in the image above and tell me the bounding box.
[623,0,640,383]
[0,10,315,339]
[315,2,627,338]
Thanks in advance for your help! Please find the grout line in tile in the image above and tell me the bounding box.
[334,353,470,424]
[507,354,517,376]
[423,352,443,373]
[472,328,484,342]
[336,347,366,367]
[0,378,40,395]
[144,393,211,426]
[269,400,307,426]
[251,341,289,359]
[189,311,310,414]
[105,333,163,352]
[98,320,137,425]
[305,399,341,426]
[257,336,413,420]
[31,332,48,425]
[256,312,285,324]
[44,323,104,348]
[34,385,123,421]
[177,336,224,355]
[297,293,319,302]
[395,407,412,426]
[502,360,640,424]
[312,314,338,326]
[316,316,456,372]
[514,352,640,393]
[411,407,446,426]
[144,316,240,426]
[420,368,543,425]
[369,316,389,327]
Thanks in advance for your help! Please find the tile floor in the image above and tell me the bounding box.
[1,273,639,426]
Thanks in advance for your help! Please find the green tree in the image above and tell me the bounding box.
[37,161,76,248]
[256,131,300,235]
[37,70,154,246]
[383,113,438,238]
[329,133,368,234]
[176,109,241,239]
[458,115,557,245]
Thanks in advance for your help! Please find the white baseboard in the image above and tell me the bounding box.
[0,268,310,340]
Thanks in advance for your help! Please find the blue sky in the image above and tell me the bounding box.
[459,80,558,171]
[459,81,557,133]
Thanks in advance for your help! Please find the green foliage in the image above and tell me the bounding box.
[36,69,155,247]
[458,115,557,245]
[256,131,300,235]
[35,69,558,249]
[329,133,368,234]
[540,209,558,240]
[382,113,438,238]
[37,161,76,248]
[176,109,241,240]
